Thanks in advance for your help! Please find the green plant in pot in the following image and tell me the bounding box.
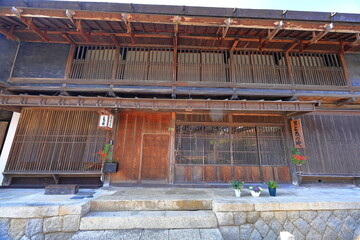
[265,180,278,197]
[229,180,244,197]
[97,143,118,173]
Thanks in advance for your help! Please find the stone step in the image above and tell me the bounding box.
[90,198,212,211]
[79,210,218,230]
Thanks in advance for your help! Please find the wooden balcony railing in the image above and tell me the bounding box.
[68,45,347,87]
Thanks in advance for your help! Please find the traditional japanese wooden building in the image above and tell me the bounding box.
[0,0,359,187]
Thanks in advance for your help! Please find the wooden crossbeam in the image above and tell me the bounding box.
[110,34,119,47]
[61,33,75,45]
[309,23,333,44]
[11,7,49,41]
[335,97,356,106]
[0,24,18,40]
[285,40,299,53]
[230,39,239,51]
[0,95,317,112]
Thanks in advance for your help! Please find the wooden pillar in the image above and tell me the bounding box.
[168,112,176,184]
[338,52,351,87]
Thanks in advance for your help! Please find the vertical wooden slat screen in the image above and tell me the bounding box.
[233,51,289,84]
[70,45,116,79]
[290,52,346,86]
[5,109,107,173]
[300,114,360,175]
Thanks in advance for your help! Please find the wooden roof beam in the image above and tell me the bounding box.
[309,23,333,44]
[75,20,92,42]
[221,18,232,39]
[0,24,18,40]
[2,7,360,33]
[122,13,135,44]
[349,33,360,48]
[259,21,284,50]
[66,10,92,42]
[11,7,49,41]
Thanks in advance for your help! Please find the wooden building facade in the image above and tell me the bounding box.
[0,0,360,186]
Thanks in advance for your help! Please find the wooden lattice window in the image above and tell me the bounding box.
[175,124,286,166]
[5,109,107,173]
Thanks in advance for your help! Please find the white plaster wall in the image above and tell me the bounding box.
[0,112,20,185]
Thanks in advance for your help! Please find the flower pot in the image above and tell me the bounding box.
[296,164,303,175]
[250,190,261,197]
[234,189,241,197]
[103,162,118,173]
[268,187,276,197]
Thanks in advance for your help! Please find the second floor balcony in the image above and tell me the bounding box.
[68,45,347,88]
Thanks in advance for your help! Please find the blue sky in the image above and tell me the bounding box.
[70,0,360,14]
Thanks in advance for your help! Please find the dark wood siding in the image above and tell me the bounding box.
[300,113,360,175]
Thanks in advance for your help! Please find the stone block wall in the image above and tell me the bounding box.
[0,203,90,240]
[213,200,360,240]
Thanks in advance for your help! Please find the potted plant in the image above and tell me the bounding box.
[265,180,278,197]
[290,147,306,175]
[97,143,118,173]
[229,180,244,197]
[248,185,262,197]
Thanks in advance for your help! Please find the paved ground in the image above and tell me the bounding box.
[0,184,359,205]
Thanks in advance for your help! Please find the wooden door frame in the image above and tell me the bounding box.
[138,132,171,183]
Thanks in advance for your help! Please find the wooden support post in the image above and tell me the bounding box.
[169,112,176,184]
[64,44,76,80]
[338,52,351,87]
[112,46,120,80]
[229,50,236,83]
[284,52,294,86]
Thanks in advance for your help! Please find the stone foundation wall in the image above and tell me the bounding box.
[0,203,90,240]
[213,200,360,240]
[1,200,360,240]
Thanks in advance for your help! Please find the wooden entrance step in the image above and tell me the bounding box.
[79,210,217,230]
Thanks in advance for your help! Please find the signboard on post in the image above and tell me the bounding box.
[290,119,305,148]
[98,109,114,130]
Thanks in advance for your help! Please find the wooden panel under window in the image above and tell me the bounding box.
[112,111,171,182]
[204,166,232,182]
[261,166,291,183]
[5,109,107,173]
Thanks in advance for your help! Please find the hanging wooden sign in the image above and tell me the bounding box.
[290,119,305,148]
[98,109,114,130]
